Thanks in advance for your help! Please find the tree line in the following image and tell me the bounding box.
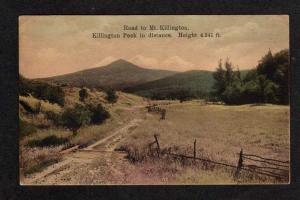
[211,49,289,105]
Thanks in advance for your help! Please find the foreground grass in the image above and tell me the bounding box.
[118,101,290,184]
[19,145,63,176]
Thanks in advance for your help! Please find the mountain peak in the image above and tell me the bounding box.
[40,58,177,90]
[109,59,134,66]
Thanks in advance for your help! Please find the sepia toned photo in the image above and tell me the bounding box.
[19,15,290,185]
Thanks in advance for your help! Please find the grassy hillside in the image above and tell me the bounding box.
[19,79,146,177]
[125,70,215,99]
[39,59,177,89]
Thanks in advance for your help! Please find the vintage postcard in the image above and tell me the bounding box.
[19,15,290,185]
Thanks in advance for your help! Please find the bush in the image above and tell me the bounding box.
[105,88,118,104]
[45,111,63,126]
[19,119,37,139]
[79,88,88,102]
[34,83,65,106]
[26,135,69,147]
[19,75,65,106]
[62,104,92,135]
[88,104,110,124]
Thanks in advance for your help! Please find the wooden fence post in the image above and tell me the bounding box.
[194,139,197,161]
[154,134,160,158]
[234,148,243,179]
[160,109,166,120]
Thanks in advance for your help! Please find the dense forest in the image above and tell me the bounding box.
[211,49,289,105]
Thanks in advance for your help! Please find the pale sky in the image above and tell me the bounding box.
[19,15,289,78]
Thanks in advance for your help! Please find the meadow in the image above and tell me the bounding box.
[118,101,290,184]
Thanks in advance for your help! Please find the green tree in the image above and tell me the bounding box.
[242,80,261,103]
[257,49,275,80]
[62,104,92,136]
[255,49,289,104]
[221,82,243,105]
[212,49,289,105]
[79,88,88,102]
[224,58,235,86]
[212,58,242,103]
[272,49,289,104]
[212,59,226,99]
[263,80,279,104]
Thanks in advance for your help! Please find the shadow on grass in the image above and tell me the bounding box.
[27,135,69,147]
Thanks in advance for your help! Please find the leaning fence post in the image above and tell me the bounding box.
[234,148,243,179]
[194,139,197,161]
[154,134,160,158]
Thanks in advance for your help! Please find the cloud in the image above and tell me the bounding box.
[129,55,159,68]
[89,56,117,68]
[161,56,195,71]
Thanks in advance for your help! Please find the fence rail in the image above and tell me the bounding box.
[148,134,289,181]
[242,157,289,168]
[242,153,290,164]
[146,105,166,120]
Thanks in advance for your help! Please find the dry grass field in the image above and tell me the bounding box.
[19,87,290,184]
[118,101,290,184]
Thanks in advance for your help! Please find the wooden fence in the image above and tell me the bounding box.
[146,105,166,120]
[148,134,289,181]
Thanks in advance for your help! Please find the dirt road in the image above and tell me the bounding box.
[21,118,143,185]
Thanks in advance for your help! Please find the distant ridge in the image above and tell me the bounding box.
[39,59,177,89]
[125,70,215,98]
[124,69,250,99]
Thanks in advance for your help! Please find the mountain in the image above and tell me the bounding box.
[39,59,177,89]
[125,70,215,99]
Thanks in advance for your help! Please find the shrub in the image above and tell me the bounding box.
[34,83,65,106]
[19,75,65,106]
[45,111,63,126]
[105,88,118,104]
[88,104,110,124]
[19,119,37,139]
[19,99,41,114]
[26,135,69,147]
[79,88,88,102]
[62,104,92,135]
